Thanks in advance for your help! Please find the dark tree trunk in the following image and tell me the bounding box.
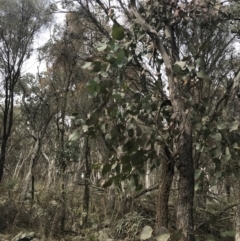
[0,146,6,182]
[82,136,91,228]
[0,73,19,182]
[60,179,66,232]
[156,149,174,230]
[31,175,34,201]
[176,123,195,241]
[168,74,195,241]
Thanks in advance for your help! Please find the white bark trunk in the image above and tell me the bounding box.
[145,161,150,190]
[42,150,56,187]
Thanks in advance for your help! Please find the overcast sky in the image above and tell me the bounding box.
[22,6,66,76]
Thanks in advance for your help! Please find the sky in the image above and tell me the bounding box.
[22,30,52,75]
[22,7,66,76]
[22,0,240,77]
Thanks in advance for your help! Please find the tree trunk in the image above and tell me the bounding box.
[0,156,4,182]
[0,132,10,182]
[156,152,174,229]
[0,85,14,182]
[176,123,195,241]
[145,161,151,190]
[235,181,240,241]
[21,136,41,201]
[169,75,195,241]
[82,136,91,228]
[60,176,66,233]
[42,150,56,188]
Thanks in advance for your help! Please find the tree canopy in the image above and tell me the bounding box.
[1,1,240,241]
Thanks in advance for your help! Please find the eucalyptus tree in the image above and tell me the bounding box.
[18,72,58,202]
[0,0,53,182]
[64,0,240,240]
[38,10,111,228]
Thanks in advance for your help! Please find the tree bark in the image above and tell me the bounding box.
[21,136,42,200]
[145,161,151,190]
[0,81,15,182]
[0,150,5,182]
[168,73,195,240]
[176,123,195,241]
[82,136,91,228]
[60,176,66,233]
[155,153,174,230]
[235,181,240,241]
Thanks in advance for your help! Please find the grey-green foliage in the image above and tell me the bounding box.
[0,0,53,182]
[0,0,52,75]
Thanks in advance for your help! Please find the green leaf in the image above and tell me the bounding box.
[195,169,203,179]
[102,177,113,188]
[69,131,80,141]
[211,133,222,141]
[187,65,195,71]
[105,54,116,63]
[196,143,204,152]
[130,174,140,190]
[133,92,141,103]
[222,154,231,163]
[109,39,115,50]
[210,147,222,158]
[132,151,147,166]
[138,34,145,41]
[202,116,209,123]
[173,63,188,77]
[122,162,132,174]
[140,225,153,240]
[206,235,215,241]
[72,112,78,117]
[128,129,134,137]
[87,78,100,93]
[123,140,136,153]
[89,62,102,72]
[230,120,239,132]
[189,43,197,56]
[111,161,118,170]
[226,146,230,155]
[194,182,200,191]
[154,227,170,241]
[101,71,108,77]
[102,163,111,176]
[97,42,108,51]
[82,62,92,69]
[220,230,235,237]
[213,158,221,171]
[197,71,210,80]
[170,230,183,241]
[110,129,119,140]
[217,123,227,130]
[75,118,85,127]
[82,125,88,132]
[196,58,206,69]
[109,106,118,118]
[199,39,210,52]
[136,126,142,136]
[116,49,128,67]
[155,233,170,241]
[112,23,125,40]
[124,40,133,48]
[175,61,186,69]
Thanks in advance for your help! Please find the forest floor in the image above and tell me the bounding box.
[0,181,236,241]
